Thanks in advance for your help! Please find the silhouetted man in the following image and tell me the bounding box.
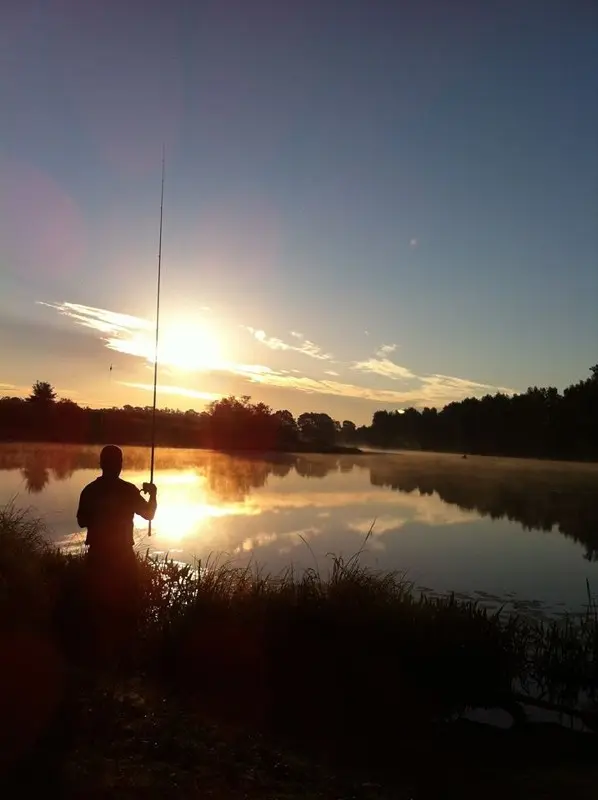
[77,444,157,558]
[75,444,157,664]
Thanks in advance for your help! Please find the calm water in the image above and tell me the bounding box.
[2,443,598,616]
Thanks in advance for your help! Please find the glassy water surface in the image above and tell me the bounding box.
[2,443,598,616]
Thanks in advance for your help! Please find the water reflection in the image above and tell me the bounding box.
[369,459,598,562]
[125,469,261,543]
[21,461,50,494]
[2,444,597,563]
[3,444,598,613]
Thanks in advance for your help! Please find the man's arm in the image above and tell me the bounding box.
[133,483,157,521]
[76,486,91,528]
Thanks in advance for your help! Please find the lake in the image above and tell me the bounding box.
[2,442,598,616]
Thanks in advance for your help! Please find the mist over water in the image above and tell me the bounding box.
[2,443,598,616]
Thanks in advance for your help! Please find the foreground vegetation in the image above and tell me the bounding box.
[2,503,598,796]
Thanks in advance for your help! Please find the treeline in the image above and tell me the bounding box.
[363,365,598,461]
[1,365,597,459]
[0,383,357,452]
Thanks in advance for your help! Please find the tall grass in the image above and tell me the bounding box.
[2,502,598,770]
[0,502,55,627]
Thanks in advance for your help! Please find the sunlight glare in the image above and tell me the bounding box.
[134,470,259,542]
[159,320,224,372]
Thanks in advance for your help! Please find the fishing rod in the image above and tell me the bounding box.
[145,147,165,537]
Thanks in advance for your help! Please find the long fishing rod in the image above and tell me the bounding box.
[146,147,165,538]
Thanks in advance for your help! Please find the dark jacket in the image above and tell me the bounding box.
[77,476,156,554]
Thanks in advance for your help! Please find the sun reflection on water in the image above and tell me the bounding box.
[130,469,259,542]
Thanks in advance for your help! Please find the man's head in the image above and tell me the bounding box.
[100,444,123,477]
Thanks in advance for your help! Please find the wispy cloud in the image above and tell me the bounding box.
[242,371,413,402]
[39,301,152,335]
[40,301,157,365]
[352,357,415,380]
[348,343,514,404]
[421,374,514,397]
[40,300,515,411]
[121,383,221,402]
[0,380,80,399]
[246,327,332,360]
[243,369,514,407]
[40,301,226,370]
[352,343,414,380]
[40,301,297,384]
[246,328,289,351]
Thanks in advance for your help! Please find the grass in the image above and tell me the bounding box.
[2,501,598,796]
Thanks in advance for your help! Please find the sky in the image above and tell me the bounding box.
[1,0,596,425]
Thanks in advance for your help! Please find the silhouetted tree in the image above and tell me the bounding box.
[27,381,57,404]
[341,420,357,443]
[297,412,338,447]
[2,364,597,460]
[359,364,598,461]
[273,409,299,448]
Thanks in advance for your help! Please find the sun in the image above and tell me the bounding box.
[158,320,224,372]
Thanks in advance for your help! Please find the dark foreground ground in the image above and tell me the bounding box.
[3,658,597,800]
[2,503,598,798]
[2,674,597,800]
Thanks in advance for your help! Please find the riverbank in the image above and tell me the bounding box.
[2,502,598,796]
[0,437,363,456]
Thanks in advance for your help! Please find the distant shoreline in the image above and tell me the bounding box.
[4,438,598,464]
[0,438,364,456]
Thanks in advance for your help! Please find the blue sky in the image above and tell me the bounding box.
[1,1,596,424]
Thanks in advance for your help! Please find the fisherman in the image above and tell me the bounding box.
[76,444,157,663]
[77,444,157,557]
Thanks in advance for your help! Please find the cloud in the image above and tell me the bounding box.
[120,382,221,402]
[324,370,340,377]
[39,300,515,411]
[39,301,159,366]
[410,238,418,249]
[40,301,227,371]
[0,380,80,399]
[346,343,514,405]
[246,327,332,360]
[39,301,152,335]
[234,363,276,376]
[247,328,289,351]
[352,357,415,380]
[124,369,515,410]
[352,344,414,381]
[0,382,32,398]
[240,370,458,405]
[420,374,514,400]
[350,347,514,406]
